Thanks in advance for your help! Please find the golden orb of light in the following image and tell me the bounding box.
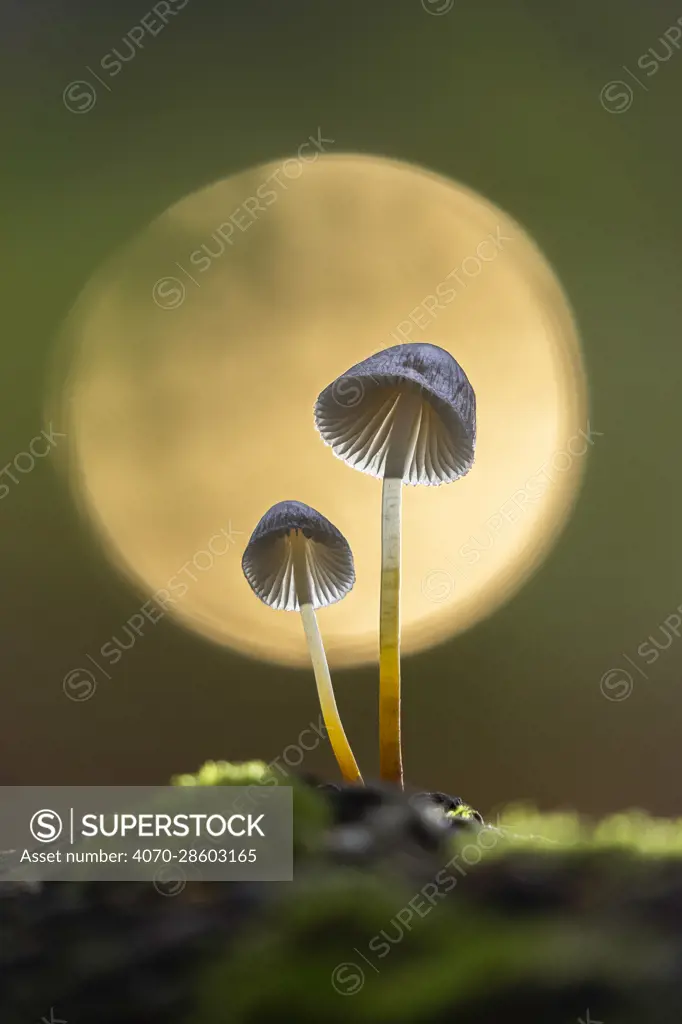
[50,154,587,667]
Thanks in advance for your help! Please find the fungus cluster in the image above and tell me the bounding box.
[241,343,476,788]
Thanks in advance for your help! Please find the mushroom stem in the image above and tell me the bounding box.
[379,391,422,787]
[291,533,363,785]
[379,475,403,785]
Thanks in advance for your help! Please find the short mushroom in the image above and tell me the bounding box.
[314,343,476,787]
[241,500,363,784]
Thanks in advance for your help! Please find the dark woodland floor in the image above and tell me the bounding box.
[3,768,682,1023]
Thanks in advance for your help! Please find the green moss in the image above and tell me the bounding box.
[171,759,330,854]
[444,802,481,822]
[489,804,682,857]
[188,867,665,1023]
[172,759,275,788]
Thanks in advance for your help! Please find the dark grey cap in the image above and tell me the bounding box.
[314,343,476,485]
[241,500,355,611]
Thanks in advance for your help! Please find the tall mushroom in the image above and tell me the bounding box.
[314,343,476,787]
[241,500,363,784]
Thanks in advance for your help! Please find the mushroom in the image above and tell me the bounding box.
[314,343,476,787]
[241,500,363,784]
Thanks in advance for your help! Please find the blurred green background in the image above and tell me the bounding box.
[2,0,682,815]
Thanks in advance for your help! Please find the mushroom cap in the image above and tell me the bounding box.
[241,500,355,611]
[314,343,476,485]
